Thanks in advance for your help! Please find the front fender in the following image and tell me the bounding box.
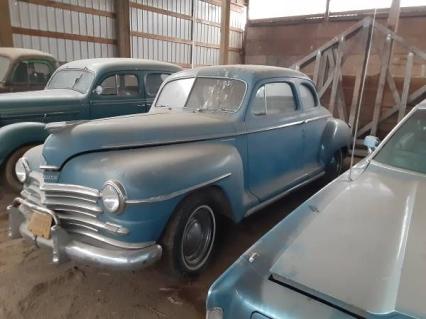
[0,122,48,166]
[59,141,246,241]
[319,118,351,165]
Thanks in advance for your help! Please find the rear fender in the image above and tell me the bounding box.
[0,122,48,166]
[319,118,351,165]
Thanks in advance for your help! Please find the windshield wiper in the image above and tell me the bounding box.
[72,73,84,89]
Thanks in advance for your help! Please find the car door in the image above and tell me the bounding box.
[143,72,172,111]
[89,71,146,119]
[246,80,305,201]
[297,81,330,173]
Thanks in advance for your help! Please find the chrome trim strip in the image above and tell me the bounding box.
[39,165,60,171]
[126,173,232,204]
[57,213,129,235]
[68,228,155,250]
[43,200,102,214]
[41,183,100,198]
[245,170,325,217]
[304,114,331,124]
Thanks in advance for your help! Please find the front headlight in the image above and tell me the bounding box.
[206,308,223,319]
[101,181,126,213]
[15,157,29,183]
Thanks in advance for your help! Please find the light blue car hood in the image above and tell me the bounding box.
[269,161,426,318]
[42,110,237,168]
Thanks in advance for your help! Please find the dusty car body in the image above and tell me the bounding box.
[7,65,351,276]
[0,58,181,190]
[0,47,58,93]
[206,103,426,318]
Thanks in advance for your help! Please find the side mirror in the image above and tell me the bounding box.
[363,135,380,153]
[93,85,103,95]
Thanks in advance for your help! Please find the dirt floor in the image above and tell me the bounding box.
[0,179,324,319]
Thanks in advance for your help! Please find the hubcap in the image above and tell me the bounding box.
[181,205,216,271]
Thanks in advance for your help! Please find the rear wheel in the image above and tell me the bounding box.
[3,145,35,192]
[322,149,344,183]
[161,191,217,277]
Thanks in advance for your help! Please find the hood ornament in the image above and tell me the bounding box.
[45,120,88,134]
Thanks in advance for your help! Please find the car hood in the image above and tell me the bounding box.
[42,110,238,168]
[266,161,426,318]
[0,89,83,112]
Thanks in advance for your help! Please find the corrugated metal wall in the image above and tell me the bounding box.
[8,0,117,62]
[8,0,246,67]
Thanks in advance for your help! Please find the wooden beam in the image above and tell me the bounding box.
[329,37,344,115]
[115,0,131,57]
[324,0,330,21]
[219,0,231,65]
[312,51,322,85]
[0,0,13,47]
[387,0,400,32]
[11,27,116,45]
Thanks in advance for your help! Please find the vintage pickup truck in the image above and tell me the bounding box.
[0,47,59,93]
[0,58,181,190]
[8,65,351,277]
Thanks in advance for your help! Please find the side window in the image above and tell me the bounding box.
[28,62,52,84]
[265,82,296,115]
[12,62,28,83]
[145,73,170,97]
[99,74,139,97]
[251,86,266,115]
[299,84,317,109]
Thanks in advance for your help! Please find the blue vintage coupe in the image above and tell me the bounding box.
[206,103,426,318]
[8,65,351,277]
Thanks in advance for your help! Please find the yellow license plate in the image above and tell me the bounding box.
[28,212,53,239]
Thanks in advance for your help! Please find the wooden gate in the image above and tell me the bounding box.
[291,17,426,154]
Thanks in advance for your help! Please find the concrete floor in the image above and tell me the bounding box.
[0,179,324,319]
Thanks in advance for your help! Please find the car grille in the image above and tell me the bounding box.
[20,171,128,236]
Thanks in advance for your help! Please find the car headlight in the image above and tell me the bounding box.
[206,308,223,319]
[15,157,30,183]
[101,181,126,213]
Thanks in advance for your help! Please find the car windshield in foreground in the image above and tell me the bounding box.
[155,77,246,112]
[0,56,10,81]
[46,69,94,93]
[375,109,426,174]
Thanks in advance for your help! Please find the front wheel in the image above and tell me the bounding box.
[3,145,36,192]
[161,192,217,277]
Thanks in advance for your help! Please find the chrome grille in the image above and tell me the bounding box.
[19,172,129,237]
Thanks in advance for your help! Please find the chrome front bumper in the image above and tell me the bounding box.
[7,198,162,271]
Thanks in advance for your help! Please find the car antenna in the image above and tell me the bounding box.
[348,9,377,181]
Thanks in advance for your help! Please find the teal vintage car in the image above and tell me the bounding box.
[7,65,351,277]
[0,58,181,190]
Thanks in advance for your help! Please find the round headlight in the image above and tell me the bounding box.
[15,158,29,183]
[101,181,126,213]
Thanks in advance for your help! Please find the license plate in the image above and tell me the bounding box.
[28,212,53,239]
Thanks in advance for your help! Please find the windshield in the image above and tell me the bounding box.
[155,77,246,112]
[0,56,10,81]
[46,69,94,93]
[374,109,426,174]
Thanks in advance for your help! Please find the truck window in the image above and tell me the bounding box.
[99,74,139,97]
[299,84,317,109]
[145,73,170,97]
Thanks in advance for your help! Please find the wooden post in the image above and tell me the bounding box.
[398,52,414,122]
[371,34,392,136]
[324,0,330,21]
[0,0,13,47]
[219,0,231,65]
[329,37,344,116]
[312,50,322,86]
[115,0,131,58]
[387,0,400,32]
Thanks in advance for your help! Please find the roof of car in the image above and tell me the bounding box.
[0,47,55,60]
[59,58,183,73]
[168,64,311,83]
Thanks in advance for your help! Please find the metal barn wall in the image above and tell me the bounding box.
[8,0,117,63]
[7,0,246,67]
[129,0,246,67]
